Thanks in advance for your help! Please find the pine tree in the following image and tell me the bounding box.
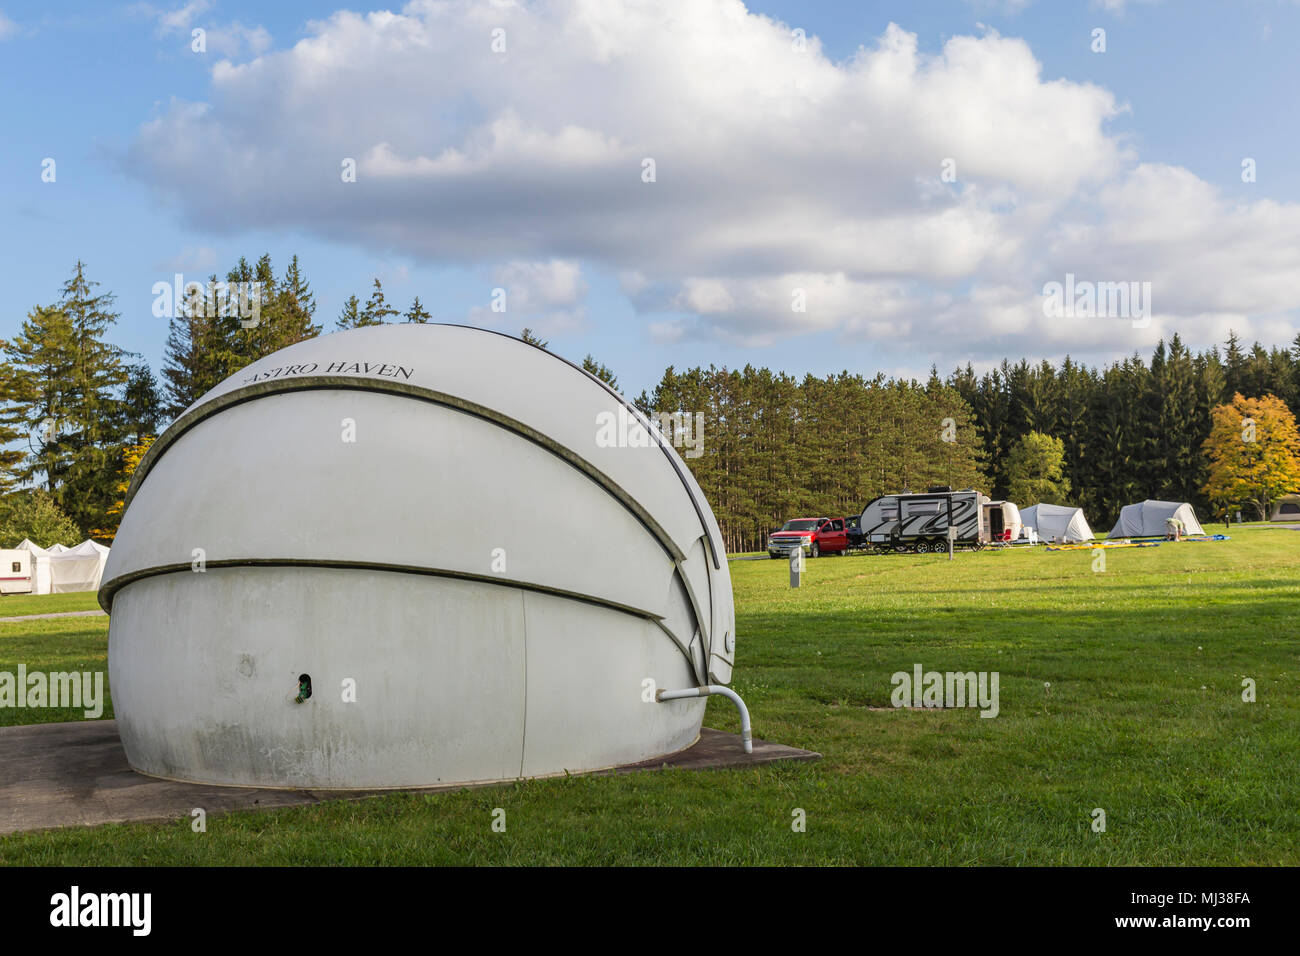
[0,263,131,533]
[264,254,322,350]
[336,295,364,331]
[359,279,399,326]
[0,304,77,492]
[51,263,131,533]
[122,362,162,444]
[404,296,432,324]
[582,354,619,390]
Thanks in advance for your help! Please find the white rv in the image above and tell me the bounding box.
[0,549,33,595]
[982,501,1022,545]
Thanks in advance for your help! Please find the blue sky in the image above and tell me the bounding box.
[2,0,1298,398]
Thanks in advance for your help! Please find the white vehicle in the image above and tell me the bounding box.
[983,500,1022,545]
[0,549,33,595]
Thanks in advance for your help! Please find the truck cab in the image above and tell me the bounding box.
[767,517,849,558]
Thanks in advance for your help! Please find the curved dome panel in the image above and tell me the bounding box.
[101,324,735,788]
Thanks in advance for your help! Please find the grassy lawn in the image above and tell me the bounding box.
[0,592,103,617]
[1,526,1297,864]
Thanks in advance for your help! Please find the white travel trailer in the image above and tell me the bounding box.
[101,324,739,790]
[859,488,990,552]
[982,500,1022,544]
[0,549,33,595]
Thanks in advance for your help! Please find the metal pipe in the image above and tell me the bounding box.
[656,685,752,754]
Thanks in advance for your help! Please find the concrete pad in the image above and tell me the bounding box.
[0,720,819,836]
[616,727,820,773]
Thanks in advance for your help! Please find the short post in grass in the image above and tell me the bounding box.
[789,546,804,588]
[947,525,956,561]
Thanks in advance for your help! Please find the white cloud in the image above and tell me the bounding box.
[152,245,219,273]
[123,0,1299,362]
[466,258,589,335]
[132,0,270,59]
[0,11,18,40]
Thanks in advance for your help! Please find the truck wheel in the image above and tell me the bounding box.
[810,542,820,558]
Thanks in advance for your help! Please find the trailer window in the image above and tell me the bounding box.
[11,562,19,573]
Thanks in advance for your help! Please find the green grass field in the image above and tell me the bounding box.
[1,526,1297,865]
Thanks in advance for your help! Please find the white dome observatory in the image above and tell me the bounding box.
[100,324,737,789]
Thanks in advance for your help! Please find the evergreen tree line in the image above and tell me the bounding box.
[4,258,1299,547]
[634,367,986,554]
[162,260,431,416]
[949,332,1300,524]
[0,263,159,536]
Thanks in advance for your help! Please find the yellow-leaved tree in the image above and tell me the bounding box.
[90,435,155,542]
[1202,393,1300,520]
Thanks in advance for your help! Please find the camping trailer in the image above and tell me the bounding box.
[860,488,990,552]
[0,549,33,595]
[1270,495,1300,522]
[983,501,1022,544]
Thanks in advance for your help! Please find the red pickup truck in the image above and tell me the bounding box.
[767,517,849,558]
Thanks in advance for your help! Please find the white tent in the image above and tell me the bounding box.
[49,539,110,593]
[15,539,61,594]
[1107,500,1205,538]
[1021,503,1095,543]
[13,539,106,593]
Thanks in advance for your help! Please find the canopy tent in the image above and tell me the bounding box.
[15,539,60,594]
[1107,500,1204,538]
[14,539,107,593]
[49,540,110,593]
[1021,503,1095,543]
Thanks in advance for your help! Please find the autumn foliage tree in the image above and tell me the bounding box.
[1202,393,1300,519]
[90,435,156,542]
